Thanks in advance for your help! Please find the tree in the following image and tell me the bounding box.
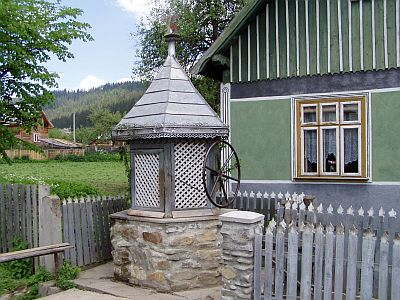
[133,0,248,110]
[0,0,93,160]
[89,108,123,140]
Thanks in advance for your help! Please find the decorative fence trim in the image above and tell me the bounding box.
[253,220,400,300]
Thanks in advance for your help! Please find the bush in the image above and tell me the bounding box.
[51,181,98,199]
[54,152,120,162]
[4,238,33,279]
[55,262,80,290]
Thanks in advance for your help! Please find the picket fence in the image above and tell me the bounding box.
[0,184,40,253]
[62,195,129,267]
[254,220,400,300]
[0,183,129,269]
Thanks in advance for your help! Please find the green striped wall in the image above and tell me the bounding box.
[230,0,400,83]
[230,90,400,181]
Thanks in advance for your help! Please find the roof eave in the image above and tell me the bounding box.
[191,0,264,77]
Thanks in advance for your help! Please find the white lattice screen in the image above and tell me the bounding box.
[134,152,161,208]
[174,142,208,209]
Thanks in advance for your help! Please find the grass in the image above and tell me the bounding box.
[0,161,129,196]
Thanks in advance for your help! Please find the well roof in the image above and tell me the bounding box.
[112,49,228,140]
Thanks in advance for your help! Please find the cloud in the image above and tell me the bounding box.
[116,0,152,16]
[79,75,106,90]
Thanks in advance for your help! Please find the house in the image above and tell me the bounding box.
[193,0,400,210]
[11,111,54,144]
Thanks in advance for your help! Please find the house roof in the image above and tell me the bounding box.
[40,138,82,148]
[41,111,54,129]
[112,36,229,140]
[191,0,263,79]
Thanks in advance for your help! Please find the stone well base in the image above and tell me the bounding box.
[110,211,222,292]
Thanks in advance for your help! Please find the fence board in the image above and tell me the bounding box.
[286,224,298,300]
[12,184,19,238]
[275,224,285,300]
[102,196,111,259]
[300,224,313,300]
[392,235,400,300]
[334,224,345,300]
[346,227,358,300]
[6,184,12,248]
[66,198,76,265]
[79,197,90,265]
[31,185,38,267]
[86,197,96,263]
[62,200,70,261]
[314,225,324,300]
[20,185,26,241]
[73,198,84,266]
[360,230,376,300]
[263,223,274,300]
[97,196,106,260]
[378,233,389,300]
[26,186,32,249]
[254,233,262,300]
[91,198,100,262]
[323,225,335,300]
[0,185,5,252]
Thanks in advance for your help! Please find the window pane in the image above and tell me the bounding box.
[343,103,359,121]
[323,129,337,173]
[343,128,359,173]
[322,105,337,122]
[303,106,317,123]
[304,130,317,173]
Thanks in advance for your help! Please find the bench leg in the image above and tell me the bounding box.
[54,253,62,274]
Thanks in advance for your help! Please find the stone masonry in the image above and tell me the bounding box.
[110,212,222,292]
[219,211,265,300]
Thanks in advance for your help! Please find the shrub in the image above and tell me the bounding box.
[55,262,80,290]
[4,238,33,279]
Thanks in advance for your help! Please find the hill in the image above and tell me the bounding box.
[46,81,145,128]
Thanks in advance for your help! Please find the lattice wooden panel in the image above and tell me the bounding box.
[134,153,160,208]
[174,142,208,209]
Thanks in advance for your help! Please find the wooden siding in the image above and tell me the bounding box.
[230,0,400,83]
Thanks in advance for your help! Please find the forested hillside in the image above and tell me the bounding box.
[46,81,145,128]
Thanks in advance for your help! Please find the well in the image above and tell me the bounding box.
[110,21,229,292]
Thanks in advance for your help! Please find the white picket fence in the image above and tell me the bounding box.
[254,219,400,300]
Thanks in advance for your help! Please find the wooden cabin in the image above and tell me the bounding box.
[193,0,400,210]
[12,111,54,145]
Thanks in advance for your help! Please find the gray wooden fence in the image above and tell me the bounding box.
[254,220,400,300]
[61,195,129,267]
[0,184,40,253]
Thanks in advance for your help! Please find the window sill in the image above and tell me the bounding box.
[293,176,370,183]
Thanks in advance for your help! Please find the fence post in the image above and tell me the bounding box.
[39,185,62,273]
[220,211,265,300]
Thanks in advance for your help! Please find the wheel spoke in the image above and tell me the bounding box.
[210,175,220,197]
[221,151,234,172]
[221,173,239,182]
[205,165,219,175]
[219,177,228,205]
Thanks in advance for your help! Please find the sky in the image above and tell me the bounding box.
[45,0,153,91]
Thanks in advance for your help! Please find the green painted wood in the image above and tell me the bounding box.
[375,0,385,70]
[278,0,287,78]
[241,29,248,81]
[363,0,373,70]
[351,1,361,71]
[268,0,277,79]
[231,40,239,83]
[387,0,397,68]
[230,100,291,180]
[308,0,317,75]
[341,0,350,72]
[372,91,400,182]
[319,0,328,74]
[298,0,307,76]
[259,8,267,80]
[289,0,297,76]
[330,0,340,74]
[250,18,258,81]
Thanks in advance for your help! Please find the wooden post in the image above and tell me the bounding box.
[39,189,62,274]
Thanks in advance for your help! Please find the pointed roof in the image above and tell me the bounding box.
[112,40,229,140]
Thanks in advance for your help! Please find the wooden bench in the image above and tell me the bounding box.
[0,243,72,273]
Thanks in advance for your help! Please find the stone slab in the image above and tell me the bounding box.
[77,262,114,280]
[219,211,264,224]
[40,289,125,299]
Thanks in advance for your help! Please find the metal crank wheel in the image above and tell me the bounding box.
[202,140,241,208]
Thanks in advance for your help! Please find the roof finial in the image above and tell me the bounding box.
[165,15,179,57]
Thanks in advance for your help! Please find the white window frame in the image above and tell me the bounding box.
[33,133,39,142]
[340,125,362,177]
[320,126,340,176]
[293,94,369,180]
[301,104,318,125]
[301,127,319,176]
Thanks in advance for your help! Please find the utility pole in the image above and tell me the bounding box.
[73,112,76,142]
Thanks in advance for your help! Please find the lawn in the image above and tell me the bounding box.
[0,161,129,197]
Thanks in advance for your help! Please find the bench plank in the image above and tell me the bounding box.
[0,244,71,263]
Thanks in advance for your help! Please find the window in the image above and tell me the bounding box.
[294,96,368,179]
[33,132,40,142]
